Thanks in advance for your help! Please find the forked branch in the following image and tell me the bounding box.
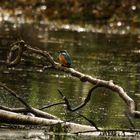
[58,84,100,111]
[6,40,140,118]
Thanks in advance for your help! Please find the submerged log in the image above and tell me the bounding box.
[0,109,96,133]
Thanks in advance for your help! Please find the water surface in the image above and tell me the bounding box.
[0,22,140,139]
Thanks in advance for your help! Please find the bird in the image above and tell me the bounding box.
[58,50,72,67]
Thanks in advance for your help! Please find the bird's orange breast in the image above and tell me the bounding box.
[58,54,68,66]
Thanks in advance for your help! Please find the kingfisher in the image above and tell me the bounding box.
[58,50,72,67]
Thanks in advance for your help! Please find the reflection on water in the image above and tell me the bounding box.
[0,22,140,138]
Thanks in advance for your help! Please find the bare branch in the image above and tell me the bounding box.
[124,111,135,129]
[0,82,31,109]
[0,109,96,133]
[40,101,65,110]
[26,45,56,66]
[58,85,100,112]
[6,40,26,67]
[78,113,100,131]
[72,128,140,136]
[0,105,27,113]
[6,40,140,118]
[0,83,59,120]
[7,40,56,67]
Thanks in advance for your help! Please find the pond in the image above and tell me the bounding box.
[0,21,140,139]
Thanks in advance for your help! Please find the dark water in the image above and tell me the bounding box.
[0,22,140,139]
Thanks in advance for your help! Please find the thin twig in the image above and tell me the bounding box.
[0,105,27,113]
[0,82,31,109]
[40,101,65,110]
[78,113,100,131]
[124,111,135,129]
[0,83,59,119]
[58,84,100,112]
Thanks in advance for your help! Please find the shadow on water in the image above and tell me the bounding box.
[0,21,140,139]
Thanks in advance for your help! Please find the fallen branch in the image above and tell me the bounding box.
[57,84,100,111]
[78,113,100,131]
[72,128,140,136]
[40,101,65,110]
[6,40,55,67]
[6,40,140,118]
[0,109,96,133]
[0,83,99,133]
[0,82,59,120]
[0,105,27,113]
[58,68,140,118]
[6,40,26,67]
[124,111,135,129]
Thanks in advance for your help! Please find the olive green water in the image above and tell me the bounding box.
[0,22,140,139]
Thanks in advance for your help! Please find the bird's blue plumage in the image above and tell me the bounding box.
[63,52,72,65]
[58,50,72,67]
